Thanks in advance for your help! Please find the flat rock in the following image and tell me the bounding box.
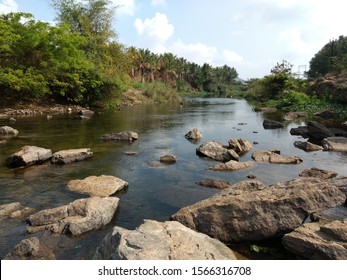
[67,175,128,197]
[101,131,138,141]
[93,219,237,260]
[322,137,347,152]
[282,220,347,260]
[263,119,284,129]
[51,148,93,164]
[4,237,55,260]
[252,150,302,164]
[0,126,19,135]
[208,160,255,171]
[299,167,338,180]
[171,178,346,243]
[6,146,52,168]
[27,197,119,235]
[294,141,323,152]
[196,179,233,189]
[185,128,202,140]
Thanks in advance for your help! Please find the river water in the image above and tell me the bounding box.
[1,98,346,259]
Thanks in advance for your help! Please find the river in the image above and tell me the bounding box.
[1,98,346,259]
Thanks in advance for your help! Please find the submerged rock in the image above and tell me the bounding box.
[196,179,233,189]
[101,131,138,141]
[6,146,52,168]
[93,219,237,260]
[0,126,19,135]
[67,175,128,197]
[263,119,284,129]
[208,160,255,171]
[27,197,119,235]
[171,178,346,243]
[51,148,93,164]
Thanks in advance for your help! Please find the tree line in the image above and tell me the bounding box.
[0,0,238,106]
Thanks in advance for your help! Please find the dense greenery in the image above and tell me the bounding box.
[308,35,347,78]
[0,0,239,106]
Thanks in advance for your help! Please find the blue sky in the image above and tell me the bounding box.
[1,0,347,79]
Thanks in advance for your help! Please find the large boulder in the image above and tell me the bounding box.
[307,121,334,140]
[51,148,93,164]
[171,178,346,243]
[67,175,128,197]
[93,219,237,260]
[196,141,239,162]
[0,125,19,136]
[263,119,284,129]
[294,141,323,152]
[4,237,55,260]
[185,128,202,140]
[290,126,309,138]
[322,137,347,152]
[101,131,138,141]
[299,167,338,180]
[208,160,255,171]
[27,197,119,235]
[251,150,302,164]
[5,146,52,168]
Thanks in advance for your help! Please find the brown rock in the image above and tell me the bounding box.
[196,179,233,189]
[252,150,302,164]
[299,167,338,180]
[51,148,93,164]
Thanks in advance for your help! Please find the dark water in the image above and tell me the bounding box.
[0,98,346,259]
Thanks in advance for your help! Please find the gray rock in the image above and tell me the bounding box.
[208,160,255,171]
[101,131,138,141]
[328,177,347,197]
[314,110,338,119]
[67,175,128,197]
[185,128,202,140]
[93,220,237,260]
[299,167,338,180]
[290,126,309,138]
[282,220,347,260]
[307,121,334,140]
[0,202,22,218]
[51,148,93,164]
[196,141,239,162]
[263,119,284,129]
[4,237,55,260]
[227,138,253,154]
[27,197,119,235]
[0,126,19,135]
[6,146,52,168]
[78,109,95,116]
[160,154,177,163]
[252,150,302,164]
[322,137,347,152]
[294,141,323,152]
[171,178,346,243]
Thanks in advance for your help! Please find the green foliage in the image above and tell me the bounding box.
[308,35,347,78]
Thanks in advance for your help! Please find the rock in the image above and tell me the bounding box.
[299,167,338,180]
[9,207,36,220]
[67,175,128,197]
[283,112,306,121]
[171,178,346,243]
[0,126,19,135]
[78,109,95,117]
[124,151,137,156]
[6,146,53,168]
[263,119,284,129]
[185,128,202,140]
[247,174,257,179]
[254,107,278,113]
[27,197,119,235]
[282,221,347,260]
[196,141,239,162]
[330,128,347,137]
[307,121,334,140]
[227,138,253,154]
[93,220,237,260]
[294,141,323,152]
[101,131,138,141]
[328,177,347,197]
[0,202,22,218]
[290,126,309,138]
[160,154,177,163]
[314,110,338,119]
[0,140,6,145]
[252,150,302,164]
[322,137,347,152]
[208,160,255,171]
[4,237,55,260]
[51,148,93,164]
[196,179,233,189]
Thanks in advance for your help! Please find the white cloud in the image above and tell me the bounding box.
[151,0,167,7]
[223,50,243,63]
[134,13,174,52]
[0,0,18,14]
[113,0,136,16]
[278,28,313,56]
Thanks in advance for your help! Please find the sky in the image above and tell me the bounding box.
[1,0,347,79]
